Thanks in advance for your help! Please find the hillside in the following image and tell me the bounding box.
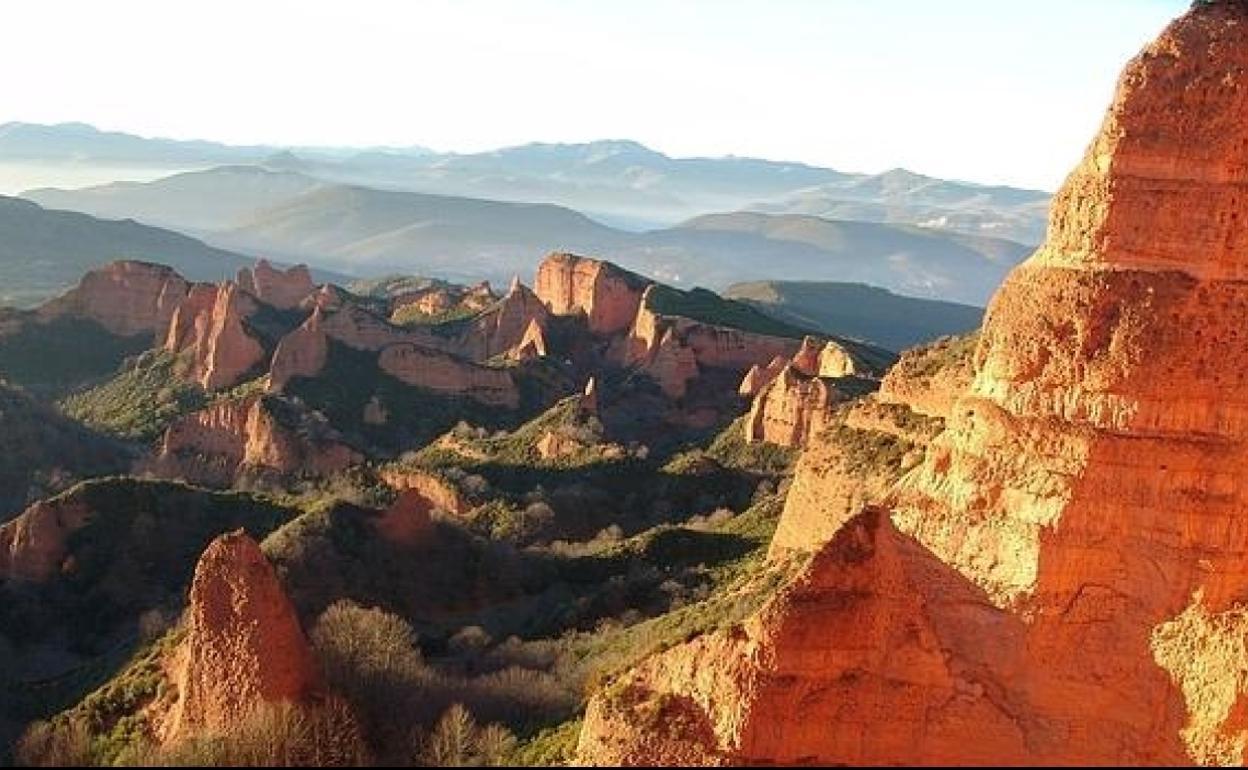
[750,167,1051,245]
[23,168,1030,304]
[724,280,983,350]
[654,212,1030,304]
[0,196,255,307]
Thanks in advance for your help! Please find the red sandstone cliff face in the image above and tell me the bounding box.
[237,260,314,311]
[379,467,472,515]
[37,261,190,338]
[876,333,977,419]
[579,4,1248,764]
[165,531,319,740]
[148,395,360,487]
[535,252,649,336]
[267,308,330,390]
[743,365,838,448]
[378,343,519,408]
[164,282,266,390]
[450,279,550,361]
[0,497,92,583]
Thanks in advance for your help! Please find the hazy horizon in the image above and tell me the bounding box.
[1,0,1187,191]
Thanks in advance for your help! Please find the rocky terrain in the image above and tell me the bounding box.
[575,2,1248,765]
[5,2,1245,767]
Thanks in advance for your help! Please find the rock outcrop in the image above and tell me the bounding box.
[453,279,550,361]
[165,531,319,740]
[378,343,519,408]
[268,309,329,390]
[149,395,360,487]
[38,260,190,338]
[164,282,266,390]
[876,333,977,419]
[379,467,471,515]
[510,317,548,360]
[579,3,1248,764]
[535,252,649,336]
[237,259,314,310]
[0,497,92,583]
[743,365,838,447]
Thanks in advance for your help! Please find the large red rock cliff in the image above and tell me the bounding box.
[37,260,190,338]
[165,531,319,740]
[164,282,266,390]
[535,252,649,336]
[578,3,1248,764]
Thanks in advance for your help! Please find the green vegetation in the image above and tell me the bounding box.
[391,303,478,328]
[724,279,983,351]
[0,315,149,393]
[0,383,128,522]
[645,283,812,339]
[59,350,207,441]
[285,339,520,456]
[898,331,979,381]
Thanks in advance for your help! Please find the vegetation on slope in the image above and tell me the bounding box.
[59,350,206,441]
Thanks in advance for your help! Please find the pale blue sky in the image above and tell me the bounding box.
[1,0,1188,189]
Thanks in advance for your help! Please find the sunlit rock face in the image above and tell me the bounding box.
[578,3,1248,764]
[38,260,190,338]
[164,531,319,741]
[535,252,648,336]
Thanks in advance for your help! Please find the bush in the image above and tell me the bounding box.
[421,704,517,767]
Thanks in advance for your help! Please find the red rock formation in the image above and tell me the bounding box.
[818,339,862,377]
[165,531,319,740]
[876,334,977,419]
[237,259,315,310]
[742,365,839,447]
[535,252,649,335]
[372,489,434,546]
[580,4,1248,764]
[578,510,1029,766]
[148,395,360,486]
[379,467,471,515]
[581,376,600,415]
[455,279,550,360]
[0,497,92,582]
[378,343,519,408]
[37,260,189,338]
[164,282,266,390]
[510,317,548,360]
[737,356,787,398]
[268,309,329,390]
[790,336,821,376]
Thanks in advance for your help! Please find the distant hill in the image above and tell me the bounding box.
[0,195,256,307]
[23,167,1030,305]
[653,212,1030,305]
[724,279,984,351]
[750,167,1051,245]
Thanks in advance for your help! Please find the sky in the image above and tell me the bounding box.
[0,0,1188,191]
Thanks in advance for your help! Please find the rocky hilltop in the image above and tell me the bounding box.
[576,2,1248,765]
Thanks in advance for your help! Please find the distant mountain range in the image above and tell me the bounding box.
[24,166,1032,304]
[724,279,983,351]
[4,121,1050,238]
[0,195,254,307]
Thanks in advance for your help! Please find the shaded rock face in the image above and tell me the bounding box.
[535,252,648,336]
[379,468,470,515]
[38,260,190,338]
[164,282,266,390]
[237,260,314,311]
[268,309,329,390]
[0,497,92,583]
[166,531,319,740]
[579,4,1248,765]
[372,489,434,546]
[510,317,548,360]
[149,395,360,487]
